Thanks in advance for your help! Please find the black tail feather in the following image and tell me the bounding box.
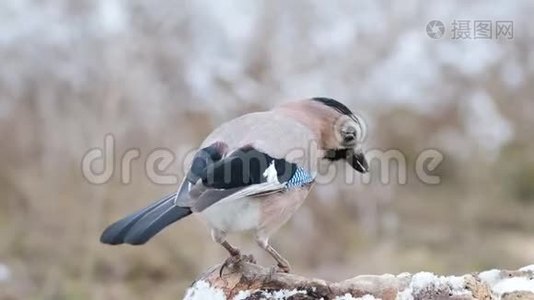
[123,201,191,245]
[100,193,191,245]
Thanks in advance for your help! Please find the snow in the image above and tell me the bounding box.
[479,266,534,297]
[397,272,469,300]
[184,281,308,300]
[232,290,251,300]
[409,272,438,292]
[183,280,226,300]
[233,288,307,300]
[411,272,465,293]
[520,265,534,272]
[478,269,502,286]
[397,266,534,299]
[492,277,534,296]
[334,294,378,300]
[260,289,307,299]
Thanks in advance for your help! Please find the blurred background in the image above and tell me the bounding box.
[1,0,534,299]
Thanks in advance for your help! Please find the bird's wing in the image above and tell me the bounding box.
[180,144,313,212]
[191,182,288,212]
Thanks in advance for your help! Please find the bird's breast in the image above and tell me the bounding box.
[197,187,312,234]
[258,187,311,234]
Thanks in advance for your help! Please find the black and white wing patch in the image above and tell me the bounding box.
[181,145,314,212]
[201,146,296,189]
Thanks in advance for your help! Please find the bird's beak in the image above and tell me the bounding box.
[346,149,369,173]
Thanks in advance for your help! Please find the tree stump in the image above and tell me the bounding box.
[184,262,534,299]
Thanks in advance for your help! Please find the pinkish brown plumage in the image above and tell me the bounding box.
[100,97,368,273]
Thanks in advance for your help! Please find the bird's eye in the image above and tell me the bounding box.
[342,126,356,134]
[333,116,364,145]
[341,126,357,144]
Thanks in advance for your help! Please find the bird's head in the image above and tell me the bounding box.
[277,97,369,173]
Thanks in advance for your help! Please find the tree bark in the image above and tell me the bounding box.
[185,261,534,300]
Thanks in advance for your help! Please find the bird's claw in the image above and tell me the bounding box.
[278,263,290,273]
[219,254,256,277]
[268,263,291,277]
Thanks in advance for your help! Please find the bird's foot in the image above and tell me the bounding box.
[219,254,256,277]
[268,262,291,276]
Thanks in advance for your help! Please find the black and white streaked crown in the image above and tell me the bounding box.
[311,97,367,143]
[311,97,354,116]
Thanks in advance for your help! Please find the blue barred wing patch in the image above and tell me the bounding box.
[286,167,314,188]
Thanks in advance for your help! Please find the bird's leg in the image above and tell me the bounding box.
[212,229,240,256]
[221,240,240,257]
[256,236,291,273]
[218,240,256,276]
[212,229,255,276]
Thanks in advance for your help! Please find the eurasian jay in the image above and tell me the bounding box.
[100,97,368,273]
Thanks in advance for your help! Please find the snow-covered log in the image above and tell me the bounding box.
[184,262,534,300]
